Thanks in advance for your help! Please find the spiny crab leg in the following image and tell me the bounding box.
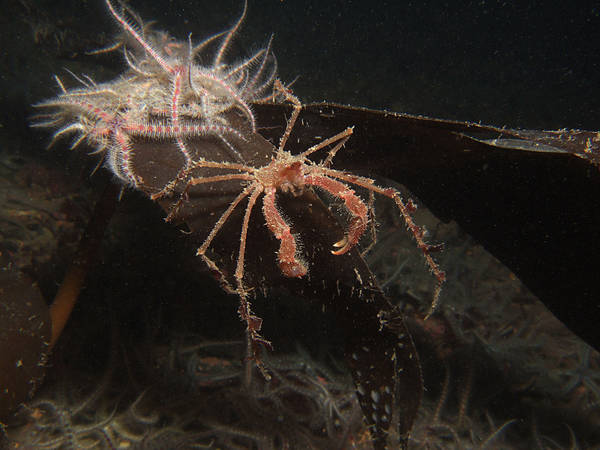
[234,186,261,296]
[191,183,271,378]
[318,167,447,317]
[233,186,274,379]
[300,127,354,159]
[304,174,369,255]
[263,187,308,278]
[195,185,255,261]
[191,159,256,172]
[164,165,255,223]
[274,79,301,152]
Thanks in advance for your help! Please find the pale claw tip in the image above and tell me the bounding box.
[332,236,347,248]
[331,237,351,255]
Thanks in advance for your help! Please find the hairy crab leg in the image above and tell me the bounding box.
[262,187,308,277]
[299,127,354,160]
[188,174,255,186]
[274,79,301,152]
[319,167,446,316]
[165,169,253,221]
[304,174,369,255]
[196,184,256,260]
[320,130,354,167]
[188,178,271,379]
[165,172,256,221]
[232,186,273,380]
[273,80,354,164]
[163,172,254,222]
[190,159,256,172]
[234,186,261,296]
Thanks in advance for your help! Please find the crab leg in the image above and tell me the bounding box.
[262,187,307,277]
[319,168,446,316]
[299,127,354,160]
[196,184,255,259]
[232,186,273,379]
[234,186,262,294]
[304,174,369,255]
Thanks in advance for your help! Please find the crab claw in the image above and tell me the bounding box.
[331,216,366,255]
[331,236,349,254]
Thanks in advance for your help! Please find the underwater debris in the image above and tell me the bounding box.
[0,265,50,421]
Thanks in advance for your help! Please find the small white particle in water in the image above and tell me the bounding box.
[362,346,370,352]
[385,403,392,415]
[384,385,391,394]
[381,414,389,422]
[357,385,365,396]
[372,412,378,422]
[352,353,358,360]
[371,390,380,403]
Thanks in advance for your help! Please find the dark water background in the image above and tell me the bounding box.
[2,0,600,132]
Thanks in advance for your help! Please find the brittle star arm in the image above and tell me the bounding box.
[214,0,248,67]
[150,67,193,199]
[105,0,173,74]
[110,128,139,186]
[196,70,257,132]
